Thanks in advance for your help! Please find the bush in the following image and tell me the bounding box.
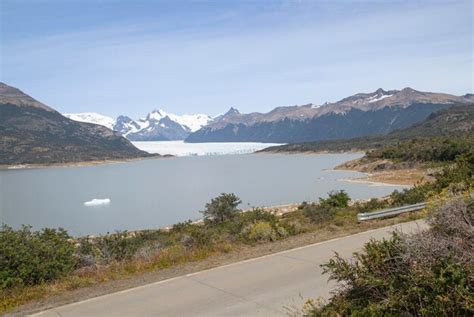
[221,208,279,234]
[319,190,350,208]
[201,193,242,225]
[97,232,146,262]
[355,198,388,213]
[366,135,474,163]
[390,186,428,205]
[242,221,276,242]
[179,225,214,249]
[306,198,474,316]
[76,231,153,263]
[302,204,336,223]
[239,208,278,225]
[0,225,76,289]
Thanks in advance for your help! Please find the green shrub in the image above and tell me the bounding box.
[366,135,474,163]
[241,221,277,242]
[306,198,474,316]
[94,232,145,262]
[171,220,194,233]
[390,186,428,205]
[355,198,388,213]
[0,225,76,289]
[302,204,336,223]
[214,208,278,236]
[201,193,242,225]
[276,225,289,238]
[239,208,278,225]
[319,190,350,208]
[180,226,214,248]
[389,150,473,206]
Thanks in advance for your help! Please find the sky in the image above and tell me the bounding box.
[1,0,472,119]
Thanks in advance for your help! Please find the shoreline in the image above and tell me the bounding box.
[0,154,168,171]
[337,176,411,187]
[257,149,366,156]
[0,149,364,170]
[332,168,424,186]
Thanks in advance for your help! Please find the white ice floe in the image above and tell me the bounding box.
[84,198,111,207]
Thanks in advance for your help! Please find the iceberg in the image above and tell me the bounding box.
[84,198,111,207]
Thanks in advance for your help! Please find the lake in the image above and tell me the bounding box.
[0,153,408,236]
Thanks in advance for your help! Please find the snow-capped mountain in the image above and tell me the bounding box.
[186,88,474,143]
[64,112,116,130]
[145,109,212,133]
[64,110,213,141]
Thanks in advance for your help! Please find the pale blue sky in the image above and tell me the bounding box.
[1,0,472,118]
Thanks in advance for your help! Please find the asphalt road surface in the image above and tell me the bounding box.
[33,220,426,316]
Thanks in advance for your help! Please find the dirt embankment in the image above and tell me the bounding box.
[335,157,435,186]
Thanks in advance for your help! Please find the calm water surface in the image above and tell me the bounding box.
[0,153,407,235]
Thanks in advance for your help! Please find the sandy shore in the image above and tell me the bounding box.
[337,175,412,187]
[332,158,429,186]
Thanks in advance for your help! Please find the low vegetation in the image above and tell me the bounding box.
[303,196,474,316]
[0,226,76,289]
[366,135,474,163]
[2,127,472,313]
[0,190,424,313]
[297,129,474,316]
[389,149,473,205]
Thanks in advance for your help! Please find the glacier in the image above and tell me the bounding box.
[132,141,284,156]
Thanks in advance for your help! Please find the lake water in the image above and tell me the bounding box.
[0,153,408,236]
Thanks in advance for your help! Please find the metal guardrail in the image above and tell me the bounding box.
[357,202,427,222]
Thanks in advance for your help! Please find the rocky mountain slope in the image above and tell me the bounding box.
[0,83,150,165]
[186,88,473,143]
[260,103,474,153]
[65,109,212,141]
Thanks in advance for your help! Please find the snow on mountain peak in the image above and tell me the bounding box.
[64,112,115,130]
[139,109,209,132]
[367,93,393,103]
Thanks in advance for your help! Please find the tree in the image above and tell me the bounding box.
[201,193,242,225]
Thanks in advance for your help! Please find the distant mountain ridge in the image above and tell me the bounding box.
[64,87,473,143]
[260,103,474,153]
[65,109,212,141]
[0,83,149,165]
[186,88,473,143]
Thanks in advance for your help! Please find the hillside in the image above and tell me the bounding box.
[186,88,473,143]
[0,83,151,165]
[260,104,474,153]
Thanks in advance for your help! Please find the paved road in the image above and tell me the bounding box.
[33,220,426,317]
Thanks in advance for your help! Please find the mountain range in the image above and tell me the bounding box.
[65,110,212,141]
[65,88,473,143]
[260,103,474,153]
[186,88,474,143]
[0,83,150,165]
